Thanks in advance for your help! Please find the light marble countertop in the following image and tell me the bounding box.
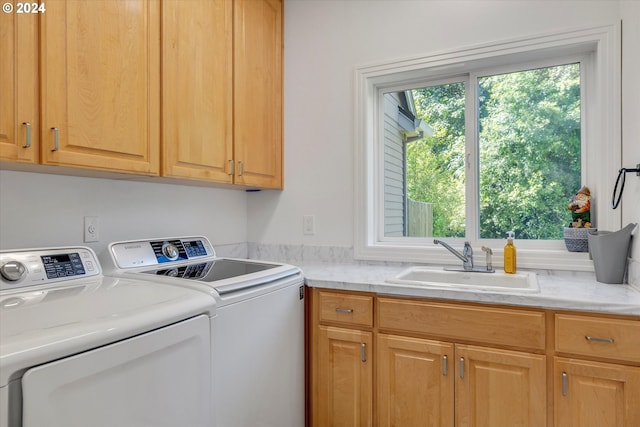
[298,263,640,316]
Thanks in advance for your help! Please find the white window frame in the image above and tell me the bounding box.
[354,24,621,271]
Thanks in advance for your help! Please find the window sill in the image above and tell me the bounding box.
[354,243,594,272]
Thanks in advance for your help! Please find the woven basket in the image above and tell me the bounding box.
[563,227,594,252]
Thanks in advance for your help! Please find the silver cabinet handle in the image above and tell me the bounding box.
[585,335,615,344]
[562,372,568,396]
[23,122,31,148]
[228,160,235,175]
[459,357,465,379]
[335,308,353,314]
[361,343,366,363]
[51,127,59,151]
[442,355,448,376]
[238,160,244,176]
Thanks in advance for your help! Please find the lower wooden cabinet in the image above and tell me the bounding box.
[376,335,545,427]
[554,357,640,427]
[313,326,373,427]
[455,344,546,427]
[308,288,640,427]
[377,334,454,427]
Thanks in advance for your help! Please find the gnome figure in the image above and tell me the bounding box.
[567,186,591,227]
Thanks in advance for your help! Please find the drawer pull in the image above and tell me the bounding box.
[562,372,568,396]
[335,308,353,314]
[459,357,465,379]
[52,127,59,151]
[361,343,366,363]
[23,122,32,148]
[442,355,448,376]
[585,335,615,344]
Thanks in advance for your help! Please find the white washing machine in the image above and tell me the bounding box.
[101,237,305,427]
[0,246,217,427]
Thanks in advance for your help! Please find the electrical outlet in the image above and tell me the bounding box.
[84,216,100,242]
[303,215,316,235]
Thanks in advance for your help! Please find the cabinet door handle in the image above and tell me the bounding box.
[459,357,465,379]
[585,335,615,344]
[228,160,235,175]
[23,122,32,148]
[238,161,244,176]
[562,372,568,396]
[51,127,59,151]
[335,308,353,314]
[361,343,366,363]
[442,355,448,376]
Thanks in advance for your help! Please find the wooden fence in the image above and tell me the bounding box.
[407,199,433,237]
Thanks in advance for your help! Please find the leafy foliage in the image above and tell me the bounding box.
[405,64,581,240]
[409,83,466,237]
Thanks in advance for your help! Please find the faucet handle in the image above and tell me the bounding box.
[481,246,494,271]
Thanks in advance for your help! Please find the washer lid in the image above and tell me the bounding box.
[0,275,216,386]
[137,258,301,295]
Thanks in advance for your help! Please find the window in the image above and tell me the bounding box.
[355,25,621,270]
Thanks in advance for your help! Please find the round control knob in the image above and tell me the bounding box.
[162,243,180,261]
[1,261,26,282]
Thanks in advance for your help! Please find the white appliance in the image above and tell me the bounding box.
[101,237,305,427]
[0,246,216,427]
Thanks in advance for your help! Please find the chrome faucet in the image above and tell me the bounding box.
[433,240,495,273]
[433,239,474,270]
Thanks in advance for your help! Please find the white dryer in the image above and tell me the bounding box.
[0,246,216,427]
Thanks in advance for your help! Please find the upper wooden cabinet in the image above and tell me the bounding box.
[161,0,233,183]
[233,0,283,188]
[40,0,160,175]
[3,0,283,188]
[162,0,283,188]
[0,12,39,163]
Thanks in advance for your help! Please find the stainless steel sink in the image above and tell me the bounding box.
[386,267,539,293]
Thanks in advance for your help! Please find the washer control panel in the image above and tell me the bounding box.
[109,237,215,269]
[0,247,101,291]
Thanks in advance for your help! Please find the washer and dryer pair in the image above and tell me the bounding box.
[0,237,304,427]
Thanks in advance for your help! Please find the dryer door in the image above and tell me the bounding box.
[21,315,211,427]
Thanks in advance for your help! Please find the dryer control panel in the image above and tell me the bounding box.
[109,237,215,269]
[0,247,101,291]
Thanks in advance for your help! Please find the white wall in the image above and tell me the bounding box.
[248,0,634,252]
[0,170,248,255]
[621,0,640,281]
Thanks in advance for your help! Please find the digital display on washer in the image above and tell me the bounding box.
[41,253,85,279]
[141,259,277,281]
[182,240,209,258]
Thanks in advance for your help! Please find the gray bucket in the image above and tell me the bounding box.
[588,223,637,284]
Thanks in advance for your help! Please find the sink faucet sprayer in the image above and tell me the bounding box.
[433,240,494,273]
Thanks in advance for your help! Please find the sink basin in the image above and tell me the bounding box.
[386,267,539,293]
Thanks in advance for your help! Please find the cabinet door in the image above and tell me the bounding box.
[377,334,454,427]
[162,0,233,183]
[455,344,546,427]
[0,11,38,163]
[233,0,283,189]
[313,326,372,427]
[554,357,640,427]
[40,0,159,175]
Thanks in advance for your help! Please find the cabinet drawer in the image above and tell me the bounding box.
[318,291,373,328]
[555,314,640,363]
[378,297,545,350]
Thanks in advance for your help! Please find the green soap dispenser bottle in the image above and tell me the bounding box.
[504,231,516,274]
